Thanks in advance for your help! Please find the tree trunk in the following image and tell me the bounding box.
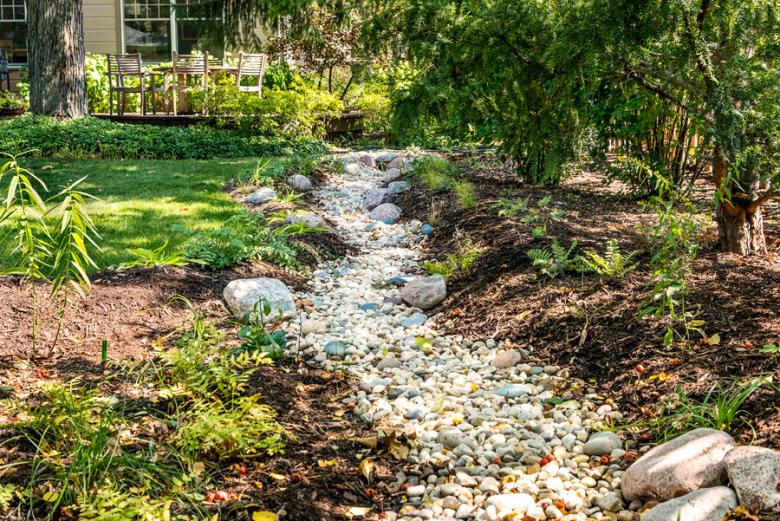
[27,0,87,118]
[713,150,767,255]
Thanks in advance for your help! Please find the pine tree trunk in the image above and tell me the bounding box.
[716,202,767,255]
[27,0,87,118]
[713,149,767,255]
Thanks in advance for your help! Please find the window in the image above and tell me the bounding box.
[122,0,222,61]
[0,0,26,63]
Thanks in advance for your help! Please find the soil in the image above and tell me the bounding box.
[395,154,780,448]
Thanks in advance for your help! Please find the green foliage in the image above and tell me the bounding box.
[408,156,454,190]
[0,155,101,354]
[422,239,483,279]
[0,484,16,512]
[174,396,285,461]
[184,211,319,271]
[578,239,637,279]
[0,116,325,160]
[527,239,579,279]
[193,79,344,139]
[84,53,111,114]
[236,300,288,362]
[118,241,202,270]
[0,91,27,111]
[453,181,477,208]
[3,301,285,518]
[492,195,565,238]
[641,196,706,347]
[761,343,780,354]
[649,377,769,442]
[5,383,189,519]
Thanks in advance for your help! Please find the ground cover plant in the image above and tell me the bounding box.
[0,116,325,160]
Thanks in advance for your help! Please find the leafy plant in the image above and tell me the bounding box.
[493,195,565,238]
[184,211,320,271]
[422,239,483,279]
[0,155,101,355]
[527,239,579,279]
[236,300,288,362]
[649,377,769,441]
[761,343,780,354]
[491,197,529,218]
[640,196,706,347]
[118,241,203,270]
[174,396,285,460]
[0,91,27,112]
[578,239,637,279]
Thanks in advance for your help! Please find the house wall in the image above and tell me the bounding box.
[83,0,121,54]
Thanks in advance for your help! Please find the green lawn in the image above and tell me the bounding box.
[0,157,262,271]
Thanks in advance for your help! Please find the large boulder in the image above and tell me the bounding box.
[725,445,780,513]
[223,278,296,323]
[382,168,402,185]
[358,153,376,168]
[388,180,410,194]
[285,211,328,229]
[287,174,312,192]
[369,203,403,224]
[388,156,405,170]
[247,187,276,205]
[400,275,447,310]
[363,188,393,210]
[641,487,737,521]
[622,428,735,502]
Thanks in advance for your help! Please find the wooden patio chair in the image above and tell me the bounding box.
[236,52,268,97]
[170,52,209,115]
[107,53,165,115]
[0,48,10,91]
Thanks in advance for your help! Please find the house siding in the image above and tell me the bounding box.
[83,0,121,54]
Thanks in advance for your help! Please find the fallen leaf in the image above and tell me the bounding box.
[353,436,377,449]
[708,333,721,345]
[318,459,338,468]
[252,512,277,521]
[388,439,410,461]
[347,506,371,518]
[515,310,531,321]
[268,472,287,481]
[358,458,374,482]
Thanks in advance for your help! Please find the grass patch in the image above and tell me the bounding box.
[0,157,268,271]
[407,156,478,208]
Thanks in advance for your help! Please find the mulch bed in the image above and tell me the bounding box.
[395,154,780,448]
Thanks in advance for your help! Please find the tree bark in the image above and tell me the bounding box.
[27,0,87,118]
[713,150,767,255]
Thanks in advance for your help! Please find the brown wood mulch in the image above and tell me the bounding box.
[395,154,780,448]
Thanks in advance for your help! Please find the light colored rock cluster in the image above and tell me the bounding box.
[622,427,780,519]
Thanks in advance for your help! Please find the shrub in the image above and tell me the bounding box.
[0,116,326,160]
[193,79,344,140]
[0,91,27,112]
[85,53,111,114]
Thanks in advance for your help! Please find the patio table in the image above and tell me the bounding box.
[150,65,240,113]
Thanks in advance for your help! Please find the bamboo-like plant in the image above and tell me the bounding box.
[0,154,101,357]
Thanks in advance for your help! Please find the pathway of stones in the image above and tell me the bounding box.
[228,151,780,521]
